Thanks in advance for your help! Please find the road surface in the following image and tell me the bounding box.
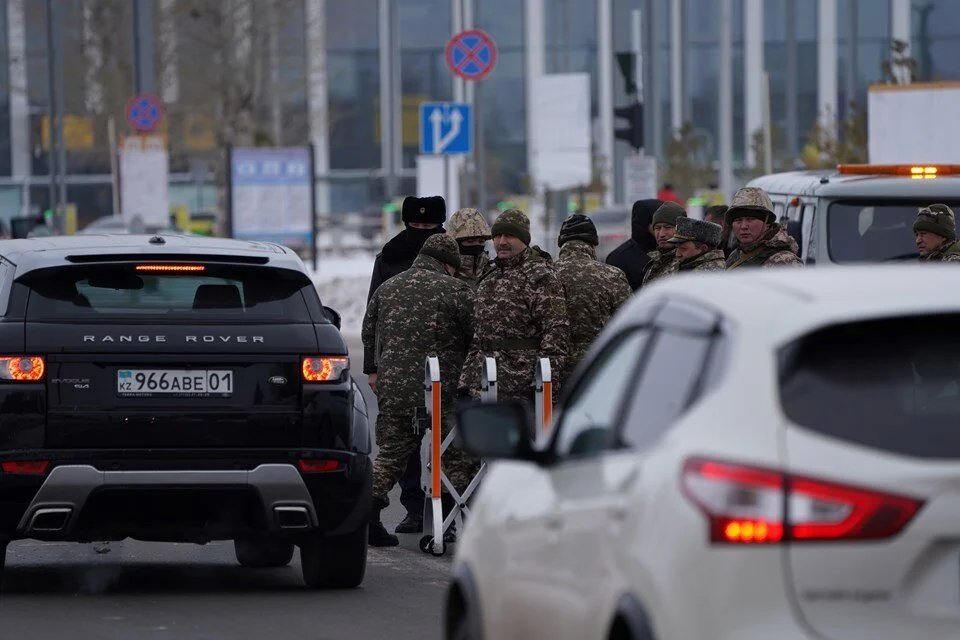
[0,335,451,640]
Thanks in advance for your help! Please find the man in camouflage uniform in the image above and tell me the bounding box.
[361,234,476,547]
[725,187,803,269]
[448,208,492,286]
[554,214,632,383]
[668,217,727,273]
[914,204,960,262]
[640,202,687,287]
[459,208,570,405]
[703,204,734,259]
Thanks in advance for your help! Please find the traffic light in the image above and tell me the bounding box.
[615,101,644,151]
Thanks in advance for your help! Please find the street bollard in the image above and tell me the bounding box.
[480,356,497,403]
[534,357,553,445]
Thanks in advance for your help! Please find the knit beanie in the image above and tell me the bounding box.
[913,204,957,241]
[557,213,599,247]
[651,202,687,227]
[490,208,531,245]
[419,233,462,271]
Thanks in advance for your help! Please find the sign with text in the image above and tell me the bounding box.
[119,135,169,227]
[229,147,314,249]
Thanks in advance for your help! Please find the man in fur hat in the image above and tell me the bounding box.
[668,217,727,272]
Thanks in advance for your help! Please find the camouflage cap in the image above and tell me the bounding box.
[914,203,957,241]
[725,187,775,226]
[448,208,491,240]
[490,208,531,246]
[419,233,462,271]
[668,217,723,249]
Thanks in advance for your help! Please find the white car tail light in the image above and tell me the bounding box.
[681,457,924,544]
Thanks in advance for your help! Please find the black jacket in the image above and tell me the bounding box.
[363,227,444,374]
[605,198,661,291]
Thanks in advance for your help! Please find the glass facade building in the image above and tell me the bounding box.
[0,0,958,224]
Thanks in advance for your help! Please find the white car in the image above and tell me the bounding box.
[447,265,960,640]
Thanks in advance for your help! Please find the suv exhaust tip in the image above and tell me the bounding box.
[27,507,73,532]
[274,505,311,530]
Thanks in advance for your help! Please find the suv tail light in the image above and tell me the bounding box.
[681,457,923,544]
[0,356,45,381]
[301,357,349,382]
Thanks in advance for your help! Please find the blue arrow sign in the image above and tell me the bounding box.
[419,102,472,155]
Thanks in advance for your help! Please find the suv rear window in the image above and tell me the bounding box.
[779,315,960,459]
[828,200,960,263]
[22,264,315,322]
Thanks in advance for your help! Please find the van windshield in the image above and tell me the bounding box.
[827,200,960,263]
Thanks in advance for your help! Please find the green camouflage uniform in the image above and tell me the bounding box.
[724,187,803,269]
[914,204,960,263]
[361,235,477,506]
[641,202,687,286]
[642,247,680,284]
[555,235,631,382]
[459,209,570,403]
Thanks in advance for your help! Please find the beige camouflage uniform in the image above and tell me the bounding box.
[554,214,632,382]
[459,209,570,403]
[914,204,960,263]
[725,187,803,269]
[668,217,727,272]
[448,208,493,286]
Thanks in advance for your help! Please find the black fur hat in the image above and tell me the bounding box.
[401,195,446,225]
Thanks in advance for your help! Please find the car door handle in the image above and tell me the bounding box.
[544,515,564,531]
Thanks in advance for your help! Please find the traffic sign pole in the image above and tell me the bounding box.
[445,29,497,211]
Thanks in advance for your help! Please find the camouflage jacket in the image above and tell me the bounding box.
[459,246,570,402]
[641,247,679,287]
[361,254,474,414]
[726,225,803,269]
[921,240,960,263]
[678,249,727,272]
[456,252,492,287]
[555,240,632,380]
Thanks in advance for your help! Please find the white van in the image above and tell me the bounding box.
[747,164,960,264]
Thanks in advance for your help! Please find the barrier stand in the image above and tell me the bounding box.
[480,356,497,403]
[534,358,553,446]
[419,355,491,557]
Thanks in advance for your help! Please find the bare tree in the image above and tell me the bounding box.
[745,123,790,178]
[660,122,717,201]
[801,102,868,168]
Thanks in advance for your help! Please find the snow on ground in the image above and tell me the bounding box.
[305,250,376,338]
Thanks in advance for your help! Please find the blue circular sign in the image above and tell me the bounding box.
[125,94,163,132]
[445,29,498,81]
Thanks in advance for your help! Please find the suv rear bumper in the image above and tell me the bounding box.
[0,453,371,543]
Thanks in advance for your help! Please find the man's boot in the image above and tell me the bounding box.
[395,512,423,534]
[369,497,399,547]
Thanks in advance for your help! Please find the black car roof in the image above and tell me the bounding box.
[0,233,308,278]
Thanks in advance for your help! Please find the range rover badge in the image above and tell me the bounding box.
[268,376,287,385]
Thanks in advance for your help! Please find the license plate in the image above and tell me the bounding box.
[116,369,234,397]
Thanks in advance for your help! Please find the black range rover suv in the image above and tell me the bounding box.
[0,233,372,589]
